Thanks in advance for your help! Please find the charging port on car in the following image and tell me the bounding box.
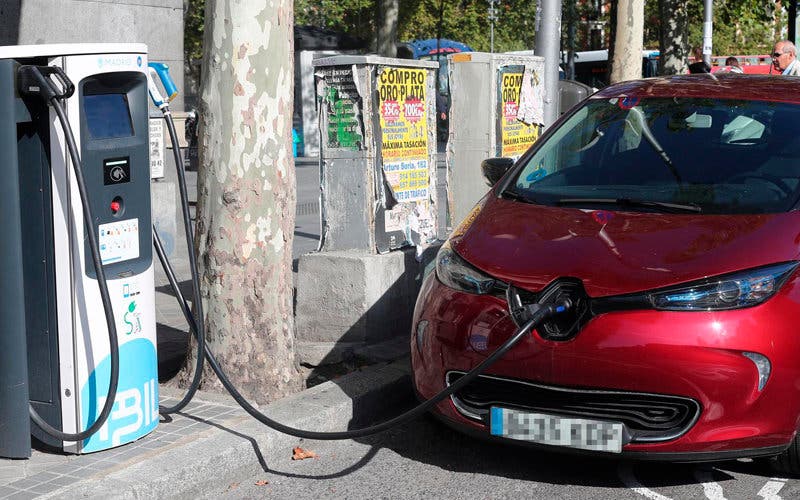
[507,279,592,341]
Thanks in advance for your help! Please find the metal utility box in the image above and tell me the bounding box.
[295,50,358,157]
[0,44,158,458]
[313,55,438,253]
[446,52,545,226]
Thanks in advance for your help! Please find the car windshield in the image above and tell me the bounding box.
[510,97,800,214]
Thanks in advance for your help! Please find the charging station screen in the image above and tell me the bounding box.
[84,93,134,139]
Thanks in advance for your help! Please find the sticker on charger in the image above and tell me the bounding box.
[99,218,140,264]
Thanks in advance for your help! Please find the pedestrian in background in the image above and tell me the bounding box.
[724,56,744,74]
[772,40,800,76]
[688,46,711,74]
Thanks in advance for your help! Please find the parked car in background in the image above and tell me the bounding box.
[413,74,800,473]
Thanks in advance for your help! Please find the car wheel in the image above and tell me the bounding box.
[770,433,800,476]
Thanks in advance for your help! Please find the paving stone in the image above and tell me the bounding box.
[37,463,80,476]
[25,472,58,484]
[0,487,21,499]
[26,479,63,495]
[0,468,23,483]
[4,479,39,492]
[3,490,39,500]
[41,475,79,489]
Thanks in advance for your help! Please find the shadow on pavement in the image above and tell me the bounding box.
[157,323,190,382]
[156,278,194,302]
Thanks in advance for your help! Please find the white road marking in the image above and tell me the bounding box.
[757,478,788,500]
[617,462,673,500]
[693,467,726,500]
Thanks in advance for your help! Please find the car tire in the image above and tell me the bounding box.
[770,434,800,476]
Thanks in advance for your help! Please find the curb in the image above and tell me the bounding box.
[297,336,411,366]
[41,358,414,499]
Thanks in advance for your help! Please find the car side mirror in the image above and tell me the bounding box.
[481,157,514,186]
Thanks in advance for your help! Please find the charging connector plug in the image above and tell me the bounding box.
[17,65,74,102]
[513,298,573,326]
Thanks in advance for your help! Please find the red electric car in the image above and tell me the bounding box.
[412,74,800,472]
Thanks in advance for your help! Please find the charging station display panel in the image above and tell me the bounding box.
[79,72,152,278]
[84,94,134,139]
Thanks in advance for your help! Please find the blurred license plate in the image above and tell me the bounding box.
[489,407,624,453]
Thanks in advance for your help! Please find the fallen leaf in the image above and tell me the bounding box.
[254,480,270,486]
[292,446,318,460]
[227,483,239,491]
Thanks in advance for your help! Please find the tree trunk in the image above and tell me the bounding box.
[610,0,644,83]
[657,0,688,75]
[376,0,399,57]
[180,0,302,404]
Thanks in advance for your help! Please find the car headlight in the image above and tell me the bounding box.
[435,240,497,294]
[649,262,798,311]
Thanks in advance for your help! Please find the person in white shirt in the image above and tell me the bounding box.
[772,40,800,76]
[724,56,744,74]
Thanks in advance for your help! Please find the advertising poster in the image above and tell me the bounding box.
[318,67,365,151]
[377,66,430,203]
[498,65,540,160]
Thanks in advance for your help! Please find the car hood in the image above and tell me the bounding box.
[454,198,800,297]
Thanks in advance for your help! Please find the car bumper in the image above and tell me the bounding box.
[411,273,800,458]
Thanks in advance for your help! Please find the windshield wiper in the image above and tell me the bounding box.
[501,188,538,204]
[556,197,702,213]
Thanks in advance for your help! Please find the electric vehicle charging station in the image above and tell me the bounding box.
[0,44,157,459]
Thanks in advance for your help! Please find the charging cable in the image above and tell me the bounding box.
[158,236,572,438]
[17,65,120,442]
[146,63,207,415]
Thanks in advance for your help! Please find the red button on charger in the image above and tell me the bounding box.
[110,201,121,214]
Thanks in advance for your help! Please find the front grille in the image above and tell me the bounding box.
[448,372,701,442]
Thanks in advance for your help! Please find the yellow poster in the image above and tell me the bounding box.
[499,67,540,160]
[378,67,430,202]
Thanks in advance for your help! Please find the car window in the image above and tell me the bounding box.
[511,98,800,214]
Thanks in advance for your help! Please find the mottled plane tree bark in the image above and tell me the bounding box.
[610,0,645,83]
[177,0,302,404]
[658,0,689,75]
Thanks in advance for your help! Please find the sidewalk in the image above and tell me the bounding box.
[0,358,413,499]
